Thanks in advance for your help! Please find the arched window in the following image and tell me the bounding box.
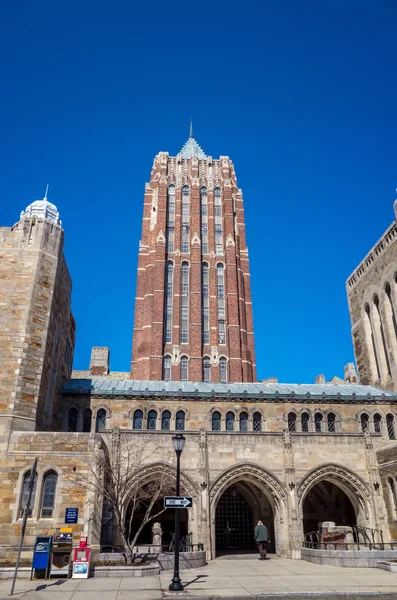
[217,265,226,345]
[253,411,262,432]
[133,409,143,430]
[374,413,382,434]
[180,263,189,344]
[68,407,78,432]
[226,411,234,431]
[96,409,107,432]
[40,472,57,518]
[163,355,172,381]
[374,295,391,377]
[240,411,248,432]
[202,264,210,344]
[212,411,221,431]
[361,413,369,433]
[387,414,395,440]
[148,410,157,430]
[288,413,296,432]
[181,186,190,253]
[327,413,336,433]
[219,357,227,383]
[164,262,174,343]
[200,187,208,254]
[214,188,223,254]
[180,356,188,382]
[301,412,310,432]
[203,356,211,383]
[82,408,92,433]
[166,185,175,252]
[385,282,397,344]
[388,477,397,515]
[315,413,323,432]
[176,410,185,431]
[162,410,171,430]
[19,471,37,518]
[364,303,381,380]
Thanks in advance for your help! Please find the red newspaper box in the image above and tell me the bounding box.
[72,537,91,579]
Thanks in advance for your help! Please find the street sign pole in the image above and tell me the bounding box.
[10,457,38,596]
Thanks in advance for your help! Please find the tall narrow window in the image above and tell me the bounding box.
[226,411,235,431]
[315,413,323,432]
[361,413,369,432]
[387,414,395,440]
[203,357,211,382]
[385,283,397,344]
[96,409,107,432]
[180,356,188,381]
[202,264,210,345]
[19,471,37,518]
[219,357,227,382]
[68,407,78,432]
[327,413,336,433]
[240,411,248,432]
[200,187,208,254]
[214,188,223,254]
[181,185,190,253]
[40,472,57,518]
[288,413,296,432]
[217,264,226,345]
[374,413,382,434]
[166,185,175,252]
[164,262,174,343]
[253,412,262,431]
[374,295,391,377]
[388,477,397,515]
[176,410,185,431]
[163,355,172,381]
[180,263,189,344]
[133,409,143,430]
[365,304,381,380]
[212,411,221,431]
[162,410,171,430]
[302,413,310,432]
[82,408,92,433]
[148,410,157,430]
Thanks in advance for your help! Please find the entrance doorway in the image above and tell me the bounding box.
[302,480,356,533]
[215,482,274,556]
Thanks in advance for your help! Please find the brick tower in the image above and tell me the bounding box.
[131,130,256,383]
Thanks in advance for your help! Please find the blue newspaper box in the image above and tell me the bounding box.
[32,536,52,578]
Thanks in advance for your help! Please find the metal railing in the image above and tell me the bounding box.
[303,525,396,551]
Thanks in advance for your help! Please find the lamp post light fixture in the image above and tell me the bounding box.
[169,433,186,592]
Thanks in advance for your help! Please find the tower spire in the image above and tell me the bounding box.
[189,118,193,138]
[44,184,49,200]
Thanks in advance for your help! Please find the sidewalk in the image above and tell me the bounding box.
[2,555,397,600]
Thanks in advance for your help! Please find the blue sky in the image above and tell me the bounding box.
[1,1,396,382]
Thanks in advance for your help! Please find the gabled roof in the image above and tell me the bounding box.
[62,378,397,402]
[179,136,206,159]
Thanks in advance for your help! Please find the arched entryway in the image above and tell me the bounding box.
[302,480,356,533]
[215,482,275,555]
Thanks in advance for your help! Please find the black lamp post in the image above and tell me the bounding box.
[169,433,186,592]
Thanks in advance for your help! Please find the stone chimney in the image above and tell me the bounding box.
[344,363,358,383]
[89,346,110,376]
[315,374,326,384]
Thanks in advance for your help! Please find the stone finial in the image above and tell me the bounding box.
[20,191,61,225]
[344,363,358,383]
[314,374,325,384]
[89,346,110,376]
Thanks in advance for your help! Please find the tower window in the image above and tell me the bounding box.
[219,357,227,382]
[162,410,171,430]
[180,263,189,344]
[361,413,369,433]
[181,186,190,253]
[253,411,262,431]
[148,410,157,430]
[302,412,310,432]
[40,472,57,518]
[167,185,175,252]
[387,414,395,440]
[133,409,143,430]
[314,413,323,432]
[164,262,174,343]
[214,188,223,254]
[163,355,172,381]
[327,413,336,433]
[240,411,248,432]
[200,187,208,254]
[96,409,107,432]
[212,411,221,431]
[180,356,188,382]
[202,264,210,345]
[226,411,234,431]
[176,410,185,431]
[68,407,78,432]
[374,413,382,433]
[217,264,226,345]
[82,408,92,433]
[288,413,296,432]
[203,356,211,382]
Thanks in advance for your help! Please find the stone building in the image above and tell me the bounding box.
[347,201,397,391]
[1,134,397,563]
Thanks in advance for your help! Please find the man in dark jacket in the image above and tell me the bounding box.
[254,520,269,560]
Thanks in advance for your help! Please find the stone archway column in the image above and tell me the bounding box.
[283,430,301,558]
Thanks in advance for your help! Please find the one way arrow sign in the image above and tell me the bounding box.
[164,496,193,509]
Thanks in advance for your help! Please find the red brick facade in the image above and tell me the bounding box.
[131,143,256,383]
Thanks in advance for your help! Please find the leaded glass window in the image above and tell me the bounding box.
[217,264,226,345]
[163,355,171,381]
[82,408,92,432]
[374,413,382,434]
[226,411,234,431]
[162,410,171,430]
[253,412,262,431]
[219,357,227,383]
[301,412,310,432]
[361,413,369,433]
[214,188,223,254]
[164,262,174,343]
[40,472,57,518]
[133,409,143,430]
[200,187,208,254]
[19,471,37,518]
[288,413,296,432]
[315,413,323,432]
[176,410,185,431]
[148,410,157,430]
[212,411,221,431]
[387,414,395,440]
[181,186,190,253]
[167,185,175,252]
[180,356,188,381]
[180,263,189,344]
[327,413,336,433]
[240,411,248,432]
[202,264,210,345]
[203,357,211,382]
[96,409,107,432]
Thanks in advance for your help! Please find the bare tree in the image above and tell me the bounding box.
[76,427,175,563]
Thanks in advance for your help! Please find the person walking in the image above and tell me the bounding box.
[254,520,269,560]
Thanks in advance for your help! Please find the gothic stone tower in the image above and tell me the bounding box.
[131,133,256,383]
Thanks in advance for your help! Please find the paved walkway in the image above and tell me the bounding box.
[3,555,397,600]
